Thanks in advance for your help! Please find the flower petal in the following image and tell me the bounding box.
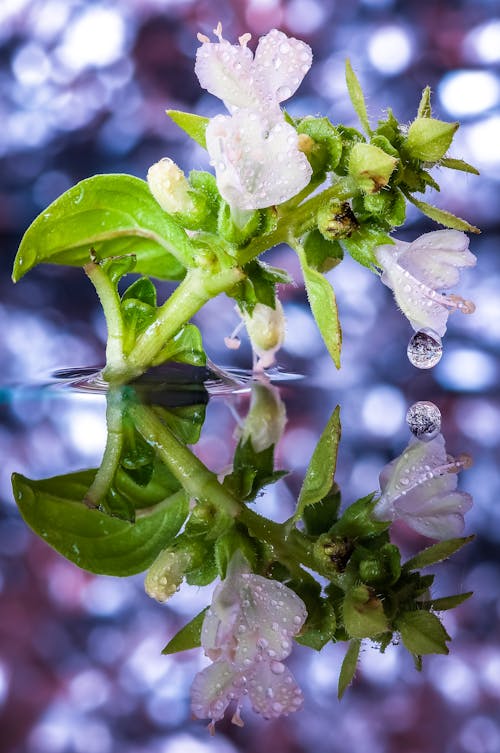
[195,38,257,112]
[247,660,304,719]
[206,110,312,210]
[253,28,312,102]
[398,491,472,539]
[191,660,240,722]
[398,230,476,289]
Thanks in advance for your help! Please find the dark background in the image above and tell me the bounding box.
[0,1,499,752]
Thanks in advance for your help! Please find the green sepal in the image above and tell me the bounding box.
[294,406,341,521]
[230,260,292,313]
[440,157,480,175]
[338,639,361,699]
[352,189,406,229]
[331,493,389,539]
[162,608,208,654]
[342,224,394,269]
[214,526,259,579]
[417,86,432,119]
[356,542,402,586]
[166,109,209,149]
[405,118,458,163]
[291,581,337,650]
[218,202,261,245]
[348,143,398,194]
[336,125,366,176]
[343,584,389,638]
[403,191,480,233]
[397,610,450,655]
[13,175,191,282]
[345,59,372,135]
[295,242,342,368]
[403,536,474,571]
[296,116,343,173]
[151,323,207,368]
[224,438,287,502]
[12,471,189,576]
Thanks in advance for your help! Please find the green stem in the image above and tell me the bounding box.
[84,389,124,507]
[103,265,244,383]
[84,261,126,373]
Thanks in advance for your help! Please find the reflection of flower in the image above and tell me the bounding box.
[195,25,313,210]
[239,380,287,453]
[373,434,472,540]
[191,553,306,732]
[375,230,476,336]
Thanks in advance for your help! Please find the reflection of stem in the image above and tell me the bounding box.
[84,390,123,508]
[84,259,126,373]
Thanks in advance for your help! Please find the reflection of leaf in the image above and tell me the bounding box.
[13,175,191,282]
[294,406,341,520]
[162,608,208,654]
[12,472,189,576]
[224,440,287,502]
[338,639,361,699]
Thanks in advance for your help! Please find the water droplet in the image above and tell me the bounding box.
[406,401,442,441]
[270,661,286,675]
[276,85,292,100]
[407,329,443,369]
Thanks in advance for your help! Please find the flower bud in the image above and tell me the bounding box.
[144,546,193,603]
[405,118,458,162]
[147,158,197,215]
[242,300,285,370]
[348,143,398,194]
[317,200,358,241]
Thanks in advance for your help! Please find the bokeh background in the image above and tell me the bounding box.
[1,1,500,752]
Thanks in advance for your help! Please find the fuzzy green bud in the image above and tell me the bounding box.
[144,546,193,603]
[348,143,398,194]
[317,200,359,241]
[406,118,458,162]
[313,534,354,574]
[343,584,388,638]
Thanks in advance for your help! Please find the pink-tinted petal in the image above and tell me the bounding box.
[206,110,312,210]
[195,39,256,112]
[399,230,476,289]
[247,660,304,719]
[190,660,240,722]
[253,28,312,102]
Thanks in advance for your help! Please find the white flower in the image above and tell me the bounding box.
[190,552,306,732]
[195,25,313,210]
[242,300,286,370]
[373,434,473,540]
[375,230,476,337]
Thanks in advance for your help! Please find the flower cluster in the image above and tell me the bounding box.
[191,553,306,732]
[373,433,473,540]
[375,230,476,337]
[195,24,313,211]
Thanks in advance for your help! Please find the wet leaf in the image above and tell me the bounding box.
[338,639,361,699]
[404,192,480,234]
[403,536,474,571]
[13,175,191,282]
[166,110,209,149]
[397,610,450,655]
[162,608,208,654]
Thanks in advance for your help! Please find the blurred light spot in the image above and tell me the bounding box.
[362,384,405,436]
[0,661,10,707]
[69,669,110,711]
[362,0,394,6]
[283,304,324,358]
[464,20,500,64]
[12,43,51,87]
[73,722,112,753]
[438,71,500,117]
[281,427,317,469]
[87,626,125,665]
[460,716,500,753]
[480,650,500,697]
[455,399,500,447]
[57,7,126,71]
[464,116,500,172]
[362,643,400,684]
[0,519,29,555]
[350,453,386,498]
[122,637,171,690]
[436,348,497,391]
[286,0,326,34]
[368,26,413,74]
[429,655,479,705]
[61,404,107,457]
[159,734,238,753]
[82,578,134,616]
[28,1,72,42]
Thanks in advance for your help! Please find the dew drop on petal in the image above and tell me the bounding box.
[406,401,442,441]
[407,328,443,369]
[276,85,292,100]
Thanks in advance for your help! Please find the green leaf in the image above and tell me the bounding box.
[166,110,209,149]
[224,439,287,502]
[440,157,480,175]
[343,585,388,638]
[303,484,341,536]
[338,639,361,699]
[295,243,342,368]
[153,403,207,446]
[294,406,341,520]
[13,175,191,282]
[404,192,480,234]
[403,536,474,571]
[332,493,389,539]
[12,472,189,576]
[214,527,258,578]
[162,608,208,654]
[304,229,344,272]
[122,277,157,306]
[152,324,207,368]
[406,118,458,163]
[102,255,137,287]
[397,610,450,655]
[296,597,337,650]
[419,591,473,611]
[345,59,371,135]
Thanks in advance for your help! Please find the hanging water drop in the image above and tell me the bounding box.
[406,401,442,441]
[407,328,443,369]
